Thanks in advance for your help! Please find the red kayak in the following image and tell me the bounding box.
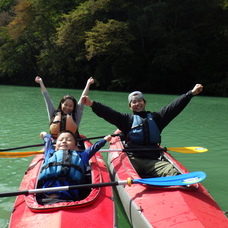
[108,130,228,228]
[9,137,116,228]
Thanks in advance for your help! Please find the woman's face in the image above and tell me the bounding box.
[55,132,76,150]
[61,99,74,114]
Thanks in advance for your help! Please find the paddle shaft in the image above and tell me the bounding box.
[78,133,120,141]
[0,171,206,197]
[0,180,128,197]
[99,148,167,152]
[0,134,120,152]
[0,144,44,152]
[0,146,208,158]
[98,146,208,153]
[0,148,174,158]
[99,147,208,153]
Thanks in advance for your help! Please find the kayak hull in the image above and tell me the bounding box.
[9,139,116,228]
[108,131,228,228]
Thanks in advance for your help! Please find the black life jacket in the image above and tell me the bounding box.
[128,112,161,145]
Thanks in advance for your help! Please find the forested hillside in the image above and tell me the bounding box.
[0,0,227,96]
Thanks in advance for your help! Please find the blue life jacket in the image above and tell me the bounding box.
[38,150,86,184]
[128,113,161,145]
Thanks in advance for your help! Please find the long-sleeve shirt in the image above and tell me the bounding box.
[91,91,194,139]
[43,134,106,164]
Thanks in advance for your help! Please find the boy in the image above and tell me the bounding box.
[37,130,111,204]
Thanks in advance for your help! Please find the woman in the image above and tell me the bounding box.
[35,76,94,140]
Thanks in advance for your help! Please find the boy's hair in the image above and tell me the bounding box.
[58,130,77,145]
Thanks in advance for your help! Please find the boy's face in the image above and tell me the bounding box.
[55,132,77,150]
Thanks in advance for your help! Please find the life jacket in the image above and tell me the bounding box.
[128,112,161,145]
[38,150,85,184]
[50,112,78,138]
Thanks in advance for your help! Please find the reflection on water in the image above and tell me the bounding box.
[0,85,227,227]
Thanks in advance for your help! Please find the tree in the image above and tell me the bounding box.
[0,0,227,96]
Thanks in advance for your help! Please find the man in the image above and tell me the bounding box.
[81,84,203,177]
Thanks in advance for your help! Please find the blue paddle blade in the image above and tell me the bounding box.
[133,171,206,186]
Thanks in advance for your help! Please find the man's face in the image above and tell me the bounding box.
[55,132,77,150]
[129,96,146,112]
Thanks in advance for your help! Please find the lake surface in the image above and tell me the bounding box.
[0,85,227,227]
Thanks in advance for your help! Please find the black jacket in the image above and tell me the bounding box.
[91,91,194,139]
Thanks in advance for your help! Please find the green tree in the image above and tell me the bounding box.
[0,0,227,96]
[85,19,135,60]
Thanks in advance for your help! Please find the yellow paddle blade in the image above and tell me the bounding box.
[0,151,44,158]
[167,147,208,153]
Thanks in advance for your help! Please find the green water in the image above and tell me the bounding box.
[0,85,227,227]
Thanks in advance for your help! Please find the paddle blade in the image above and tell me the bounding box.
[133,171,206,186]
[0,151,43,158]
[167,147,208,153]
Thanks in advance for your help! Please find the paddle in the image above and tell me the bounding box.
[0,134,120,152]
[99,146,208,154]
[78,133,120,141]
[0,151,44,158]
[0,144,44,152]
[0,146,208,158]
[0,171,206,197]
